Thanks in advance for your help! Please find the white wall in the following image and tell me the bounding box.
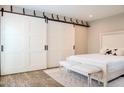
[88,13,124,53]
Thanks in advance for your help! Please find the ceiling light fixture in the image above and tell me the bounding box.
[89,14,93,18]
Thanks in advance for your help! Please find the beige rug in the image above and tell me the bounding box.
[44,68,124,87]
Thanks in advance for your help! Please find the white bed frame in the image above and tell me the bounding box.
[61,31,124,87]
[99,31,124,86]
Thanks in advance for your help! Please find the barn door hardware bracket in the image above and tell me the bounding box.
[33,10,36,16]
[51,14,54,19]
[1,8,4,16]
[56,15,59,20]
[45,17,48,23]
[64,16,66,22]
[43,12,48,23]
[44,45,48,51]
[86,22,89,27]
[76,20,79,24]
[23,8,25,15]
[1,45,4,52]
[10,5,13,12]
[70,18,73,23]
[81,20,84,25]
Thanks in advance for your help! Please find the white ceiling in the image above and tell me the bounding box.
[16,5,124,21]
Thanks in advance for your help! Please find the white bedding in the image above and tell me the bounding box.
[66,54,124,81]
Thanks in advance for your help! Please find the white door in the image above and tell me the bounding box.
[48,21,75,68]
[1,13,47,75]
[1,13,29,75]
[28,17,47,70]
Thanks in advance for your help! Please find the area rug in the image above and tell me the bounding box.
[43,68,124,87]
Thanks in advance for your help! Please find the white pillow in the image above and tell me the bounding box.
[116,48,124,56]
[100,48,124,56]
[111,48,117,56]
[100,48,106,54]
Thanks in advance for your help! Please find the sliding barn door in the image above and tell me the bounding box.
[1,13,47,75]
[1,13,28,75]
[48,21,75,68]
[28,17,47,70]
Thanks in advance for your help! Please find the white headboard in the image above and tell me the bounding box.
[100,31,124,49]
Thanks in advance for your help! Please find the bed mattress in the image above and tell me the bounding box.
[66,54,124,81]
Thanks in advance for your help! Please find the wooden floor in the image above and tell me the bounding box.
[0,70,63,87]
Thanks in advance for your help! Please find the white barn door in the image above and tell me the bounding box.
[28,17,47,71]
[48,21,75,68]
[1,13,28,75]
[1,13,47,75]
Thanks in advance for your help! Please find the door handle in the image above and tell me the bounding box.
[44,45,48,51]
[1,45,4,52]
[73,45,75,50]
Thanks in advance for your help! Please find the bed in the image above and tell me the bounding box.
[66,31,124,86]
[67,54,124,82]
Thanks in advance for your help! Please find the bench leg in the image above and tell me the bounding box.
[97,75,102,86]
[103,81,107,87]
[88,74,92,87]
[103,73,107,87]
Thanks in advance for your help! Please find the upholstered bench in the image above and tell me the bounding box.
[59,61,102,87]
[59,61,79,68]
